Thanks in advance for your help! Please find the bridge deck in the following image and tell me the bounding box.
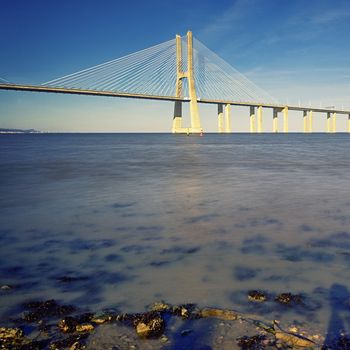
[0,83,349,115]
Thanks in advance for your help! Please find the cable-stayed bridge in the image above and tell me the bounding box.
[0,31,349,133]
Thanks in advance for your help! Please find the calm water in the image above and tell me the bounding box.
[1,133,350,339]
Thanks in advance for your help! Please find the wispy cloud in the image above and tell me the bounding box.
[243,66,350,109]
[199,0,263,37]
[199,0,350,52]
[244,66,350,78]
[310,7,350,24]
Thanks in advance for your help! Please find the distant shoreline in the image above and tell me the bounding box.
[0,128,41,134]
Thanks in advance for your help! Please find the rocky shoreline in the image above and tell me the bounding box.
[2,287,349,350]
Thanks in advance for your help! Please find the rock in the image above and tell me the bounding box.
[0,328,45,349]
[91,311,118,324]
[172,304,200,319]
[275,293,303,305]
[135,313,165,338]
[70,341,86,350]
[58,314,94,333]
[275,331,315,348]
[136,322,151,337]
[200,308,238,321]
[181,329,192,336]
[49,334,89,350]
[22,299,76,322]
[237,335,268,350]
[0,285,12,291]
[160,335,169,343]
[273,321,317,348]
[76,324,94,332]
[0,327,47,350]
[248,290,267,302]
[0,327,24,346]
[59,317,78,333]
[288,326,299,333]
[149,301,171,312]
[91,314,112,324]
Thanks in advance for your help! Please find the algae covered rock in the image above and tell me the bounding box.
[75,324,94,333]
[200,307,238,321]
[70,341,86,350]
[134,313,165,338]
[172,303,200,319]
[58,314,94,333]
[22,299,75,322]
[275,293,303,305]
[248,290,267,302]
[91,310,119,324]
[275,331,316,348]
[237,334,269,350]
[273,321,318,349]
[149,301,172,313]
[0,327,25,347]
[49,334,89,350]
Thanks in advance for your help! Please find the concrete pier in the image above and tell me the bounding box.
[218,104,224,133]
[309,110,313,133]
[250,106,256,133]
[327,112,331,133]
[257,106,262,133]
[283,106,288,133]
[303,111,308,133]
[332,112,336,133]
[273,108,278,133]
[225,104,231,133]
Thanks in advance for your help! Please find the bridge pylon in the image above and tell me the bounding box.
[172,31,202,134]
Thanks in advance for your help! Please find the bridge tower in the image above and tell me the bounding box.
[172,31,202,134]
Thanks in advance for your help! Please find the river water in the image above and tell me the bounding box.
[1,133,350,345]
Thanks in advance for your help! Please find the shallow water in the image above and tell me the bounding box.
[1,133,350,341]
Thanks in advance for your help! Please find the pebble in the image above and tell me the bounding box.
[0,285,11,291]
[160,335,169,342]
[180,329,192,336]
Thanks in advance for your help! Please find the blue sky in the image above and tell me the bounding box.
[0,0,349,132]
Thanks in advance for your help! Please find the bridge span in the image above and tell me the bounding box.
[1,31,349,133]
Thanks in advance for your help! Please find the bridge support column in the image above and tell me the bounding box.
[273,108,278,133]
[218,104,224,133]
[327,112,331,133]
[171,31,202,134]
[172,102,183,132]
[225,104,231,133]
[172,34,184,133]
[309,110,313,133]
[332,112,336,133]
[187,31,202,133]
[303,111,308,133]
[250,106,256,133]
[257,106,262,133]
[283,106,288,133]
